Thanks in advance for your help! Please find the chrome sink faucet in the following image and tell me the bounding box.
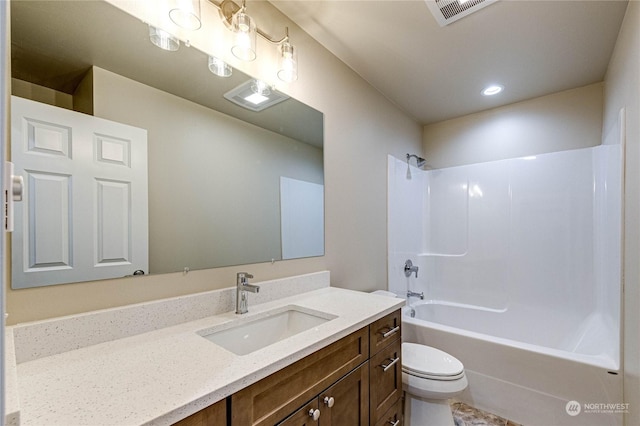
[236,272,260,314]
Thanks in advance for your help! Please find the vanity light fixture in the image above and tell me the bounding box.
[208,56,233,77]
[482,84,504,96]
[153,0,300,82]
[209,0,299,82]
[168,0,202,30]
[148,25,180,51]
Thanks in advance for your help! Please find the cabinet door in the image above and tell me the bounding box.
[319,362,369,426]
[173,398,227,426]
[370,339,402,425]
[277,399,321,426]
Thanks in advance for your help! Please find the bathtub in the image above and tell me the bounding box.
[402,301,623,426]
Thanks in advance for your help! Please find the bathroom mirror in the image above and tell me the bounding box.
[9,0,324,288]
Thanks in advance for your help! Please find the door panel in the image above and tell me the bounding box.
[11,96,148,288]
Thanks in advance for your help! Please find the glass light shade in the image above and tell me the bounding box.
[231,11,257,61]
[277,41,298,82]
[149,25,180,51]
[208,56,232,77]
[169,0,202,30]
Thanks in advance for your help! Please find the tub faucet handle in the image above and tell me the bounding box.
[404,259,419,278]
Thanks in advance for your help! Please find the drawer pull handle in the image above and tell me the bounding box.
[388,419,400,426]
[323,396,335,408]
[381,356,400,372]
[308,408,321,421]
[380,325,400,338]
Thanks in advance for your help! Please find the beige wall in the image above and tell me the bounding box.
[5,1,422,324]
[603,2,640,424]
[423,83,603,168]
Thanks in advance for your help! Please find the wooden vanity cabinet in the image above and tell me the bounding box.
[173,309,402,426]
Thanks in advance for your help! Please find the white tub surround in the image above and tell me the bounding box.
[388,145,623,426]
[5,272,405,425]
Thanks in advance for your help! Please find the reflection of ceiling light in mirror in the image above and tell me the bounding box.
[224,79,289,112]
[149,26,180,51]
[168,0,202,30]
[245,93,269,105]
[208,56,232,77]
[482,84,504,96]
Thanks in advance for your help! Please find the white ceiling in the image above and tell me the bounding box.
[270,0,628,124]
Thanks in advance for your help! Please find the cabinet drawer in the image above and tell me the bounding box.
[373,398,402,426]
[369,339,402,425]
[369,310,401,355]
[232,326,369,425]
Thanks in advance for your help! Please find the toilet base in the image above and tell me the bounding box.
[405,394,456,426]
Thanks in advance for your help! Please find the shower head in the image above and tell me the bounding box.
[406,153,426,168]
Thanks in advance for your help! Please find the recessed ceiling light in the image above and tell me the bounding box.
[482,84,504,96]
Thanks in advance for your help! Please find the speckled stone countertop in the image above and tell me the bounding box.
[6,273,404,426]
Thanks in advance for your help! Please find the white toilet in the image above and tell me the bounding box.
[370,290,468,425]
[402,342,468,426]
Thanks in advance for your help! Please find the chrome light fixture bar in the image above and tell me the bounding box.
[208,0,299,82]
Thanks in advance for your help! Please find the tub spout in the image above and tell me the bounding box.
[407,290,424,300]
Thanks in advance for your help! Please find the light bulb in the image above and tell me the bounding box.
[231,11,256,61]
[278,41,298,82]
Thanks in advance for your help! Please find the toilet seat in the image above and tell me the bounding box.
[402,342,465,381]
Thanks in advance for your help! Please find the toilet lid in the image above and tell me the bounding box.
[402,342,464,379]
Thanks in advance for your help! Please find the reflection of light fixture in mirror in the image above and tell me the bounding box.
[482,84,504,96]
[208,56,232,77]
[278,37,298,82]
[251,79,271,96]
[231,1,257,61]
[149,25,180,51]
[169,0,202,30]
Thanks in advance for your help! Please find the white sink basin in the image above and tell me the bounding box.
[198,306,336,355]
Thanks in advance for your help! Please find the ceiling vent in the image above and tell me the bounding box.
[425,0,499,26]
[224,80,290,112]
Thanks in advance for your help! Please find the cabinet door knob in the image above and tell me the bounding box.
[323,396,335,407]
[308,408,321,421]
